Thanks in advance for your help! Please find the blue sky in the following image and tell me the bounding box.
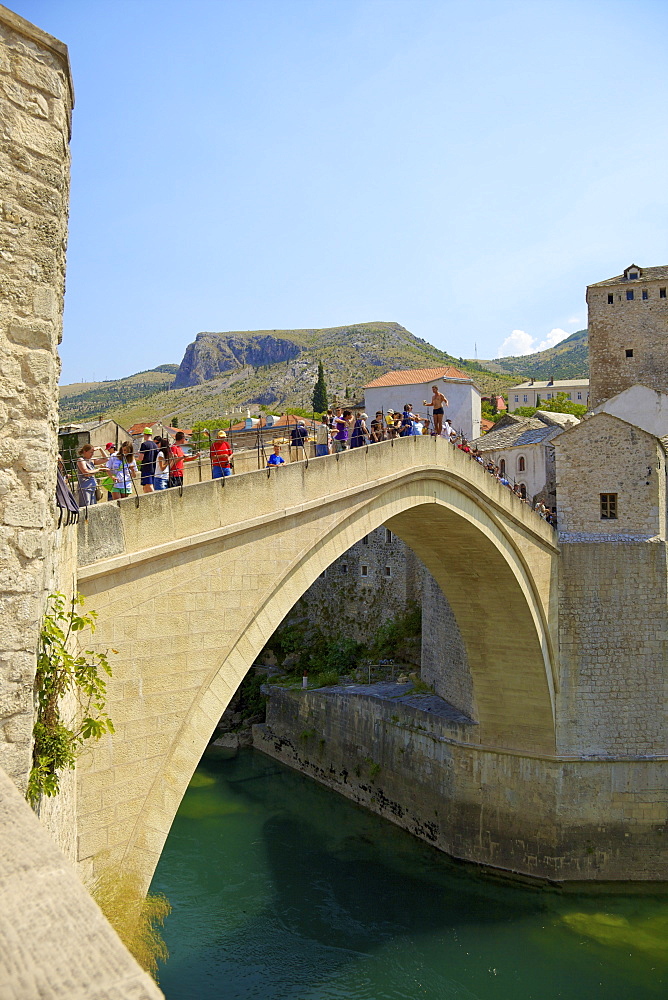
[13,0,668,383]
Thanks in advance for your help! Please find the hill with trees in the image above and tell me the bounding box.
[59,323,519,427]
[475,329,588,380]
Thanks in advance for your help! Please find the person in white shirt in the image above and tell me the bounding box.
[315,417,330,457]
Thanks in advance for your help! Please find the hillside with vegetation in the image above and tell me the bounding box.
[475,329,588,380]
[59,365,180,424]
[59,323,519,427]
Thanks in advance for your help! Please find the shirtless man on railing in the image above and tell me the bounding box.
[430,385,449,436]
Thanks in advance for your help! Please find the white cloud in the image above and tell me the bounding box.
[496,327,570,358]
[496,329,535,357]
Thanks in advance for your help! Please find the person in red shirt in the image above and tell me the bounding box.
[210,430,234,478]
[168,431,198,488]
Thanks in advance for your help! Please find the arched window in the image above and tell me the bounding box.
[499,458,506,476]
[518,456,526,472]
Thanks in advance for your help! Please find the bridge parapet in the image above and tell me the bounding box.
[78,436,557,572]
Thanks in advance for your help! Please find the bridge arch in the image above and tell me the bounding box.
[75,438,558,890]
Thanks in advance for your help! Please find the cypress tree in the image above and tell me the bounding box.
[312,361,328,413]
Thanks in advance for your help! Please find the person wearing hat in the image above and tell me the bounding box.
[210,429,234,478]
[138,427,158,493]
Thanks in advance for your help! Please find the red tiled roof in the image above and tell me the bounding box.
[363,366,472,388]
[129,421,189,436]
[480,418,495,433]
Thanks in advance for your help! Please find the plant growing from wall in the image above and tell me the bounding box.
[27,592,116,807]
[89,861,171,979]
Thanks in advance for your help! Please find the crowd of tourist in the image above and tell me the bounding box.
[73,428,197,504]
[70,389,557,527]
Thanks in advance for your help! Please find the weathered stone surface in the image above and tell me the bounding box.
[0,764,163,999]
[0,6,72,791]
[213,733,239,750]
[588,265,668,408]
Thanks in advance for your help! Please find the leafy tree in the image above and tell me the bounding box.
[312,361,328,413]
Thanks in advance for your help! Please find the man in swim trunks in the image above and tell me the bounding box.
[430,385,449,436]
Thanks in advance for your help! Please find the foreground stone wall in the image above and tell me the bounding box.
[0,763,163,998]
[0,7,73,791]
[255,685,668,880]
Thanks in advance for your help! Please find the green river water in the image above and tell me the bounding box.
[152,748,667,1000]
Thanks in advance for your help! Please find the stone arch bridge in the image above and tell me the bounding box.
[74,436,559,889]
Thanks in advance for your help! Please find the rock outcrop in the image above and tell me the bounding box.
[172,332,302,388]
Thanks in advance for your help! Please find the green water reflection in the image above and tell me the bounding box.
[152,748,667,1000]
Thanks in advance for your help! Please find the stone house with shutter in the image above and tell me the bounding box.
[554,384,668,539]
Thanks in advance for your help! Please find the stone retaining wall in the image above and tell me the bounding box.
[255,684,668,880]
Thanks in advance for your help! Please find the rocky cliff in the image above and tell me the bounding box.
[173,332,302,388]
[60,323,521,427]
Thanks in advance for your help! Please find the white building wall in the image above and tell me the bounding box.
[480,444,546,498]
[592,385,668,439]
[364,380,481,441]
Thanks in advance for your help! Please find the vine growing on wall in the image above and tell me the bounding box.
[27,592,116,807]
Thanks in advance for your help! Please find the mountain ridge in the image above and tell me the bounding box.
[59,322,587,427]
[474,329,588,380]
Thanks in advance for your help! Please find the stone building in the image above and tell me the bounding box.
[554,410,666,540]
[587,262,668,408]
[553,408,668,762]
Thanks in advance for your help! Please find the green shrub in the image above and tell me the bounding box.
[27,592,115,807]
